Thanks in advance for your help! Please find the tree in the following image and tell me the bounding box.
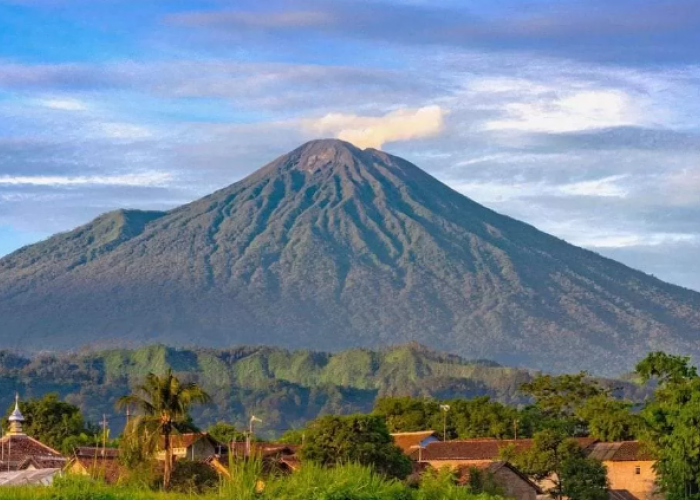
[560,455,609,500]
[373,395,522,440]
[1,393,98,453]
[521,373,635,438]
[207,421,244,445]
[373,396,439,433]
[575,394,639,441]
[301,414,412,479]
[506,429,608,500]
[116,369,211,490]
[635,352,700,500]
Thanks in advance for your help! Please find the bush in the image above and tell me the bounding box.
[168,460,220,494]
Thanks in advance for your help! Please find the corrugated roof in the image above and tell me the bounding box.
[0,468,61,486]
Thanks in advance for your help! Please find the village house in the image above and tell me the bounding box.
[455,461,542,500]
[587,441,660,500]
[156,433,224,462]
[0,395,67,471]
[66,447,122,484]
[417,438,660,500]
[228,442,300,474]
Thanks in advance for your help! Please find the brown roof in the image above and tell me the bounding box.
[228,442,298,459]
[391,431,438,454]
[587,441,654,462]
[0,434,66,471]
[75,447,120,459]
[455,461,543,494]
[72,454,123,484]
[420,437,598,461]
[609,490,642,500]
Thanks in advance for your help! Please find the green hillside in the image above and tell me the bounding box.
[0,343,649,437]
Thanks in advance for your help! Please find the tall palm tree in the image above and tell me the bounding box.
[117,369,211,490]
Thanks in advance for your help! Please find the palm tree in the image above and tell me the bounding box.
[117,369,211,490]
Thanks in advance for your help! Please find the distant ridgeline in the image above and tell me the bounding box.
[0,344,649,436]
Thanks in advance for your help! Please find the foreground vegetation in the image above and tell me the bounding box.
[0,463,503,500]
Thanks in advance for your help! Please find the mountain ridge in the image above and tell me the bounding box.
[1,139,699,374]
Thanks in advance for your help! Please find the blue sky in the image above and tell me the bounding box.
[1,0,699,291]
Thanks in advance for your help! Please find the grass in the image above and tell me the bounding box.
[0,463,504,500]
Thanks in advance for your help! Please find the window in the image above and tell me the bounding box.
[635,466,641,475]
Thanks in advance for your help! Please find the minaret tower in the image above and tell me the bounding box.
[8,393,25,435]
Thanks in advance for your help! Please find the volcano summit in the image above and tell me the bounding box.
[1,139,699,373]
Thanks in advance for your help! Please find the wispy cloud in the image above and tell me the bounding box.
[0,172,172,187]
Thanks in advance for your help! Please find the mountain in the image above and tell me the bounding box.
[1,139,699,374]
[0,344,648,435]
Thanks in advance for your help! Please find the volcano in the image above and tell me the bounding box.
[1,139,699,373]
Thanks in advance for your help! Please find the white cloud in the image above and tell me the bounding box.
[483,89,641,133]
[305,105,446,148]
[36,97,88,111]
[573,232,698,249]
[0,171,173,187]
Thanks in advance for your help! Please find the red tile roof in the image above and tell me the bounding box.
[0,434,66,471]
[419,437,598,461]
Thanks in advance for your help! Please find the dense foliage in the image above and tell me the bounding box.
[2,140,699,375]
[635,352,700,500]
[301,414,412,479]
[1,393,99,454]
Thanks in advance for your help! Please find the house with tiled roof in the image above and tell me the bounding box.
[416,437,598,467]
[586,441,660,500]
[455,461,542,500]
[67,447,123,484]
[391,431,439,456]
[0,395,67,472]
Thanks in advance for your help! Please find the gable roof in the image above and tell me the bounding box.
[587,441,654,462]
[391,431,438,454]
[159,433,222,450]
[0,434,66,471]
[454,461,543,494]
[419,437,598,461]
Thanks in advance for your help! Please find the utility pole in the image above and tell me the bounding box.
[513,419,518,440]
[247,415,262,457]
[101,414,108,457]
[439,405,450,441]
